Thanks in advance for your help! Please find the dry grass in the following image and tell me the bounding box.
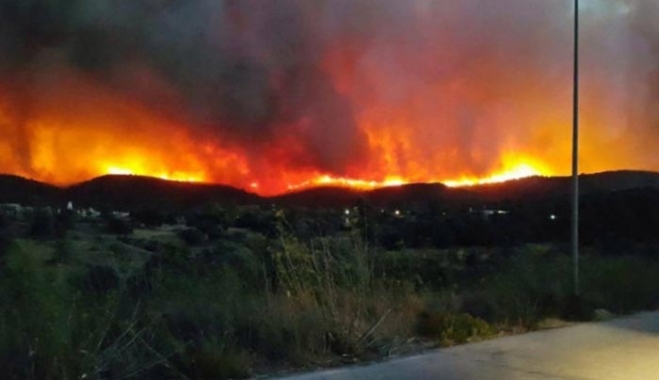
[3,213,659,379]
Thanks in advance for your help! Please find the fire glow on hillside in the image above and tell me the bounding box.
[1,1,658,195]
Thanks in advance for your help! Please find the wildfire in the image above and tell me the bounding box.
[106,167,205,183]
[281,156,551,193]
[0,69,570,196]
[286,175,407,192]
[1,2,655,196]
[100,156,549,193]
[443,162,548,188]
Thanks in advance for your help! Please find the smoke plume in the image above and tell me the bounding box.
[0,0,658,193]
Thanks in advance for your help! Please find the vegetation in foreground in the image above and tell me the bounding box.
[1,203,658,380]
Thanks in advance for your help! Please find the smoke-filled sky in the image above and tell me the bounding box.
[0,0,657,194]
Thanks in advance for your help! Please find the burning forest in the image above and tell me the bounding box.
[1,0,658,195]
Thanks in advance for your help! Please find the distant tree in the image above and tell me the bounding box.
[178,227,208,246]
[106,217,133,235]
[0,229,11,256]
[235,210,276,236]
[378,225,404,251]
[431,220,457,249]
[30,208,56,238]
[79,265,120,294]
[223,202,240,224]
[351,198,378,242]
[131,207,168,227]
[55,209,76,237]
[185,203,229,239]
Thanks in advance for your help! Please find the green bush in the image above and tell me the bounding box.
[30,208,56,238]
[480,246,572,328]
[6,213,659,379]
[560,294,595,321]
[580,256,659,313]
[168,337,252,380]
[473,246,659,327]
[459,291,500,323]
[0,241,183,380]
[178,227,208,246]
[416,311,492,345]
[106,218,134,235]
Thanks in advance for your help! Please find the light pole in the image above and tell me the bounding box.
[571,0,580,296]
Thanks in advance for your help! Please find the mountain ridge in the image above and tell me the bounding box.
[0,170,658,210]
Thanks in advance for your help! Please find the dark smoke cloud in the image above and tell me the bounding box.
[0,0,367,173]
[1,0,658,179]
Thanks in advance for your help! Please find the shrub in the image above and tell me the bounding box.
[131,207,169,227]
[107,218,133,235]
[185,204,229,240]
[55,209,76,236]
[0,231,11,257]
[29,208,56,238]
[579,256,659,313]
[179,344,252,380]
[560,294,595,321]
[480,246,573,328]
[0,211,7,229]
[416,311,492,345]
[14,208,659,379]
[80,264,120,294]
[0,241,184,380]
[459,291,500,323]
[178,227,208,246]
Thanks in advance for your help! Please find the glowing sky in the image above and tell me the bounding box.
[0,0,657,194]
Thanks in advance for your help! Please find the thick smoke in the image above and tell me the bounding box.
[0,0,369,174]
[0,0,658,188]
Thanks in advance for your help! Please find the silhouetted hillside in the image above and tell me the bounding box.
[468,171,659,202]
[273,183,480,209]
[581,170,659,192]
[271,186,365,208]
[0,175,61,205]
[65,175,260,210]
[368,182,476,206]
[1,170,658,210]
[275,171,659,208]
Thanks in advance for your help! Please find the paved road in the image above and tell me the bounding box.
[274,311,659,380]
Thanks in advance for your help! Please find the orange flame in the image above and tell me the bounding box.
[443,156,551,187]
[443,163,543,187]
[0,29,649,196]
[0,76,566,196]
[282,155,551,193]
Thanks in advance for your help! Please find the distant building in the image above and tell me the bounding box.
[483,209,509,217]
[0,203,22,217]
[112,211,131,220]
[470,207,509,219]
[75,207,101,219]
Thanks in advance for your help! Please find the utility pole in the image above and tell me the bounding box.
[572,0,580,296]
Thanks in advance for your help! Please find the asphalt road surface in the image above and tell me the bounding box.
[274,310,659,380]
